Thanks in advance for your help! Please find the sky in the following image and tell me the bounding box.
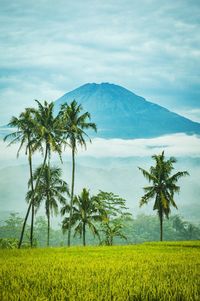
[0,0,200,125]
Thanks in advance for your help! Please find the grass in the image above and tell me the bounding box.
[0,241,199,300]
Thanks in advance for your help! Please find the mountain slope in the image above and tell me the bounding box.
[54,83,200,139]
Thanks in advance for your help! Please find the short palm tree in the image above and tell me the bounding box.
[28,165,69,246]
[4,108,37,247]
[139,151,189,241]
[61,188,101,246]
[100,219,127,246]
[59,100,97,246]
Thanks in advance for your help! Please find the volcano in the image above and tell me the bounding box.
[54,83,200,139]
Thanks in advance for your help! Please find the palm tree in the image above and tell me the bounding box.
[28,165,69,246]
[59,100,97,246]
[4,108,37,247]
[18,100,63,248]
[61,188,101,246]
[138,151,189,241]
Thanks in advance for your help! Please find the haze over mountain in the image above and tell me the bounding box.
[55,83,200,139]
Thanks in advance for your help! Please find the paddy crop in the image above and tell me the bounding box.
[0,241,199,301]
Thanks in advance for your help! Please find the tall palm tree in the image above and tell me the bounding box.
[4,108,37,247]
[59,100,97,246]
[138,151,189,241]
[18,100,63,248]
[28,164,69,246]
[61,188,101,246]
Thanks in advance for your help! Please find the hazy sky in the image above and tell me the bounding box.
[0,0,200,124]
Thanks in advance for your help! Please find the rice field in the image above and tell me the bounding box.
[0,241,199,301]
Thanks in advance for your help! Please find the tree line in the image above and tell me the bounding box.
[3,99,189,247]
[1,213,199,249]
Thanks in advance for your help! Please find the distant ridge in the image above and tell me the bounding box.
[54,83,200,139]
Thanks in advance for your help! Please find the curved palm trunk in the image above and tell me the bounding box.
[68,146,75,247]
[83,222,86,246]
[18,145,49,249]
[28,143,35,248]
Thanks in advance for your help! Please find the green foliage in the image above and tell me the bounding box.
[100,218,127,246]
[139,151,189,241]
[0,238,18,249]
[27,164,69,246]
[59,100,97,247]
[61,188,102,246]
[1,213,200,248]
[0,242,200,300]
[95,191,130,245]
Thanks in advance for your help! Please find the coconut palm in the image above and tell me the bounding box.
[59,100,97,246]
[139,151,189,241]
[4,108,37,247]
[61,188,101,246]
[27,164,69,246]
[18,100,63,248]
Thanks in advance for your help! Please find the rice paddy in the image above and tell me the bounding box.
[0,241,199,300]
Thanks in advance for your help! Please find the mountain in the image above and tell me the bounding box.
[54,83,200,139]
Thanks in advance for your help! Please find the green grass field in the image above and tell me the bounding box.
[0,241,199,301]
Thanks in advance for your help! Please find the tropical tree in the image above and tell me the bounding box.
[4,108,37,247]
[138,151,189,241]
[100,218,127,246]
[28,165,69,246]
[94,191,130,246]
[18,100,63,248]
[59,100,97,246]
[61,188,101,246]
[94,191,130,220]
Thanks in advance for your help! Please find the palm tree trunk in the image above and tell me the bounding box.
[68,146,75,247]
[18,201,32,248]
[83,222,86,246]
[18,145,49,249]
[47,210,50,247]
[159,210,163,241]
[47,159,51,247]
[28,142,35,248]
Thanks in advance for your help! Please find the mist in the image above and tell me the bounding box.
[0,133,199,225]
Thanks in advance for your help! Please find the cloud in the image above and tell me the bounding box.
[0,0,200,124]
[76,134,200,158]
[2,134,199,163]
[177,108,200,123]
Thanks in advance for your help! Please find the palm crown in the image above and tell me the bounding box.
[59,100,97,150]
[61,188,101,246]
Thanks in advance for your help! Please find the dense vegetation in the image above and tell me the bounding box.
[0,242,199,300]
[0,213,199,248]
[3,99,190,248]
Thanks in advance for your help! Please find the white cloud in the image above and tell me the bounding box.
[1,134,200,164]
[77,134,200,158]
